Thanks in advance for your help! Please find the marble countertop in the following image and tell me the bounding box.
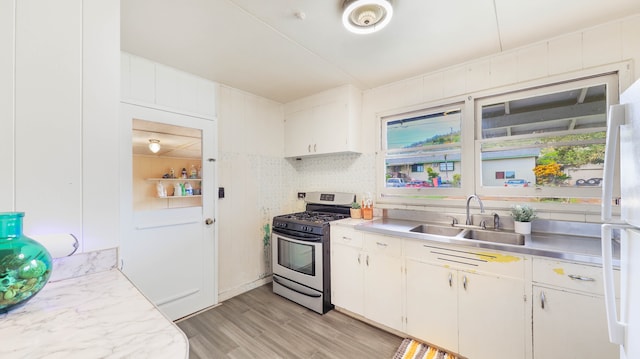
[334,217,620,266]
[0,269,189,359]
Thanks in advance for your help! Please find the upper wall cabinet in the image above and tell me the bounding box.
[121,53,217,120]
[284,85,362,158]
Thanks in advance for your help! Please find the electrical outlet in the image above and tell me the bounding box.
[297,192,306,199]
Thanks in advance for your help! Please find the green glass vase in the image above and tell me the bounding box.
[0,212,52,313]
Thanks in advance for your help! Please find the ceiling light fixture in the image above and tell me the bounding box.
[342,0,393,35]
[148,139,161,153]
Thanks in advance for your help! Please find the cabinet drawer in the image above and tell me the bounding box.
[363,233,402,257]
[331,226,363,248]
[405,239,525,278]
[532,258,619,296]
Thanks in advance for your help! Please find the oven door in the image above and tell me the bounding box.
[272,229,323,291]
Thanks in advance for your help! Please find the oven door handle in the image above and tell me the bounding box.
[273,277,321,298]
[273,229,323,243]
[272,228,323,242]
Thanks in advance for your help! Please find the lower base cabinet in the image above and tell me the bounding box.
[458,271,526,359]
[330,228,403,331]
[406,259,458,352]
[532,286,619,359]
[406,258,526,359]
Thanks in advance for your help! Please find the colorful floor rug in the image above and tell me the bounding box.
[393,338,458,359]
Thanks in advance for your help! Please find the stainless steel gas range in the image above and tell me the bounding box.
[271,192,355,314]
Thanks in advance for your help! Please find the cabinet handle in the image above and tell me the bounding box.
[342,236,352,241]
[357,253,361,264]
[568,274,595,281]
[540,291,546,309]
[462,275,467,290]
[448,273,453,287]
[314,144,317,152]
[376,242,388,247]
[366,255,369,266]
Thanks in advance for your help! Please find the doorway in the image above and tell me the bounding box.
[120,103,217,320]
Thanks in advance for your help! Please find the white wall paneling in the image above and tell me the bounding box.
[14,0,83,239]
[216,85,290,299]
[6,0,119,252]
[121,52,217,120]
[82,0,120,252]
[0,0,15,211]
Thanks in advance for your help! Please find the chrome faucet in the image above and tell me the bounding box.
[465,194,485,225]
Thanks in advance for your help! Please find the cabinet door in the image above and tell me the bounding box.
[458,271,526,359]
[532,286,619,359]
[406,259,458,353]
[331,243,364,315]
[364,250,403,331]
[284,108,314,157]
[313,100,347,155]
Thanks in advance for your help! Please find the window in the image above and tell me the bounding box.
[379,72,620,208]
[476,74,617,202]
[439,162,454,172]
[383,106,463,190]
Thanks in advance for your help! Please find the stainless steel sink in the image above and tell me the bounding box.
[409,224,463,237]
[460,229,525,245]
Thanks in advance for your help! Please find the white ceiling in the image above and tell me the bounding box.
[121,0,640,104]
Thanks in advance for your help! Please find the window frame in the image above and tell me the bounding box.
[474,74,619,199]
[376,62,629,214]
[377,99,473,202]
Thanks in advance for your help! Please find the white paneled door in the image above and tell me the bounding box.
[119,103,217,320]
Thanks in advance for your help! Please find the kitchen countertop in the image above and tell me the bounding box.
[335,217,620,266]
[0,269,189,359]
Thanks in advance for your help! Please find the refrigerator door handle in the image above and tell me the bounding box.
[602,104,625,221]
[601,223,629,345]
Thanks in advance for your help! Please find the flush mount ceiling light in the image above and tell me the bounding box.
[342,0,393,34]
[148,139,161,153]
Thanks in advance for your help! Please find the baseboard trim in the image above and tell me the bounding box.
[218,276,272,302]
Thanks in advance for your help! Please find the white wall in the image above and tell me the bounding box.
[2,0,119,252]
[216,85,295,299]
[295,14,640,210]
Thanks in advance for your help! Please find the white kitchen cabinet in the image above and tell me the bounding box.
[330,226,403,331]
[406,259,458,351]
[404,239,526,358]
[531,258,620,359]
[363,233,403,331]
[283,84,361,158]
[330,227,365,315]
[121,52,217,120]
[458,270,526,359]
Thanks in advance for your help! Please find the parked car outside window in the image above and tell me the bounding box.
[504,179,530,187]
[386,178,406,187]
[406,180,430,188]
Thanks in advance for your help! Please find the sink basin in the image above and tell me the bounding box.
[409,224,463,237]
[460,229,525,245]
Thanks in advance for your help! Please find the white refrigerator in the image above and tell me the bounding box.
[602,77,640,359]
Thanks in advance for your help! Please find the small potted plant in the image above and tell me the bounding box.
[510,204,536,234]
[350,202,362,219]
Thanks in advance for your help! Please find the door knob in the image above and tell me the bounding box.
[205,218,214,225]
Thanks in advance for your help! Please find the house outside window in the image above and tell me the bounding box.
[379,71,620,208]
[383,106,463,189]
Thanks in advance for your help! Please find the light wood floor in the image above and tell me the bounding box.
[176,284,402,359]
